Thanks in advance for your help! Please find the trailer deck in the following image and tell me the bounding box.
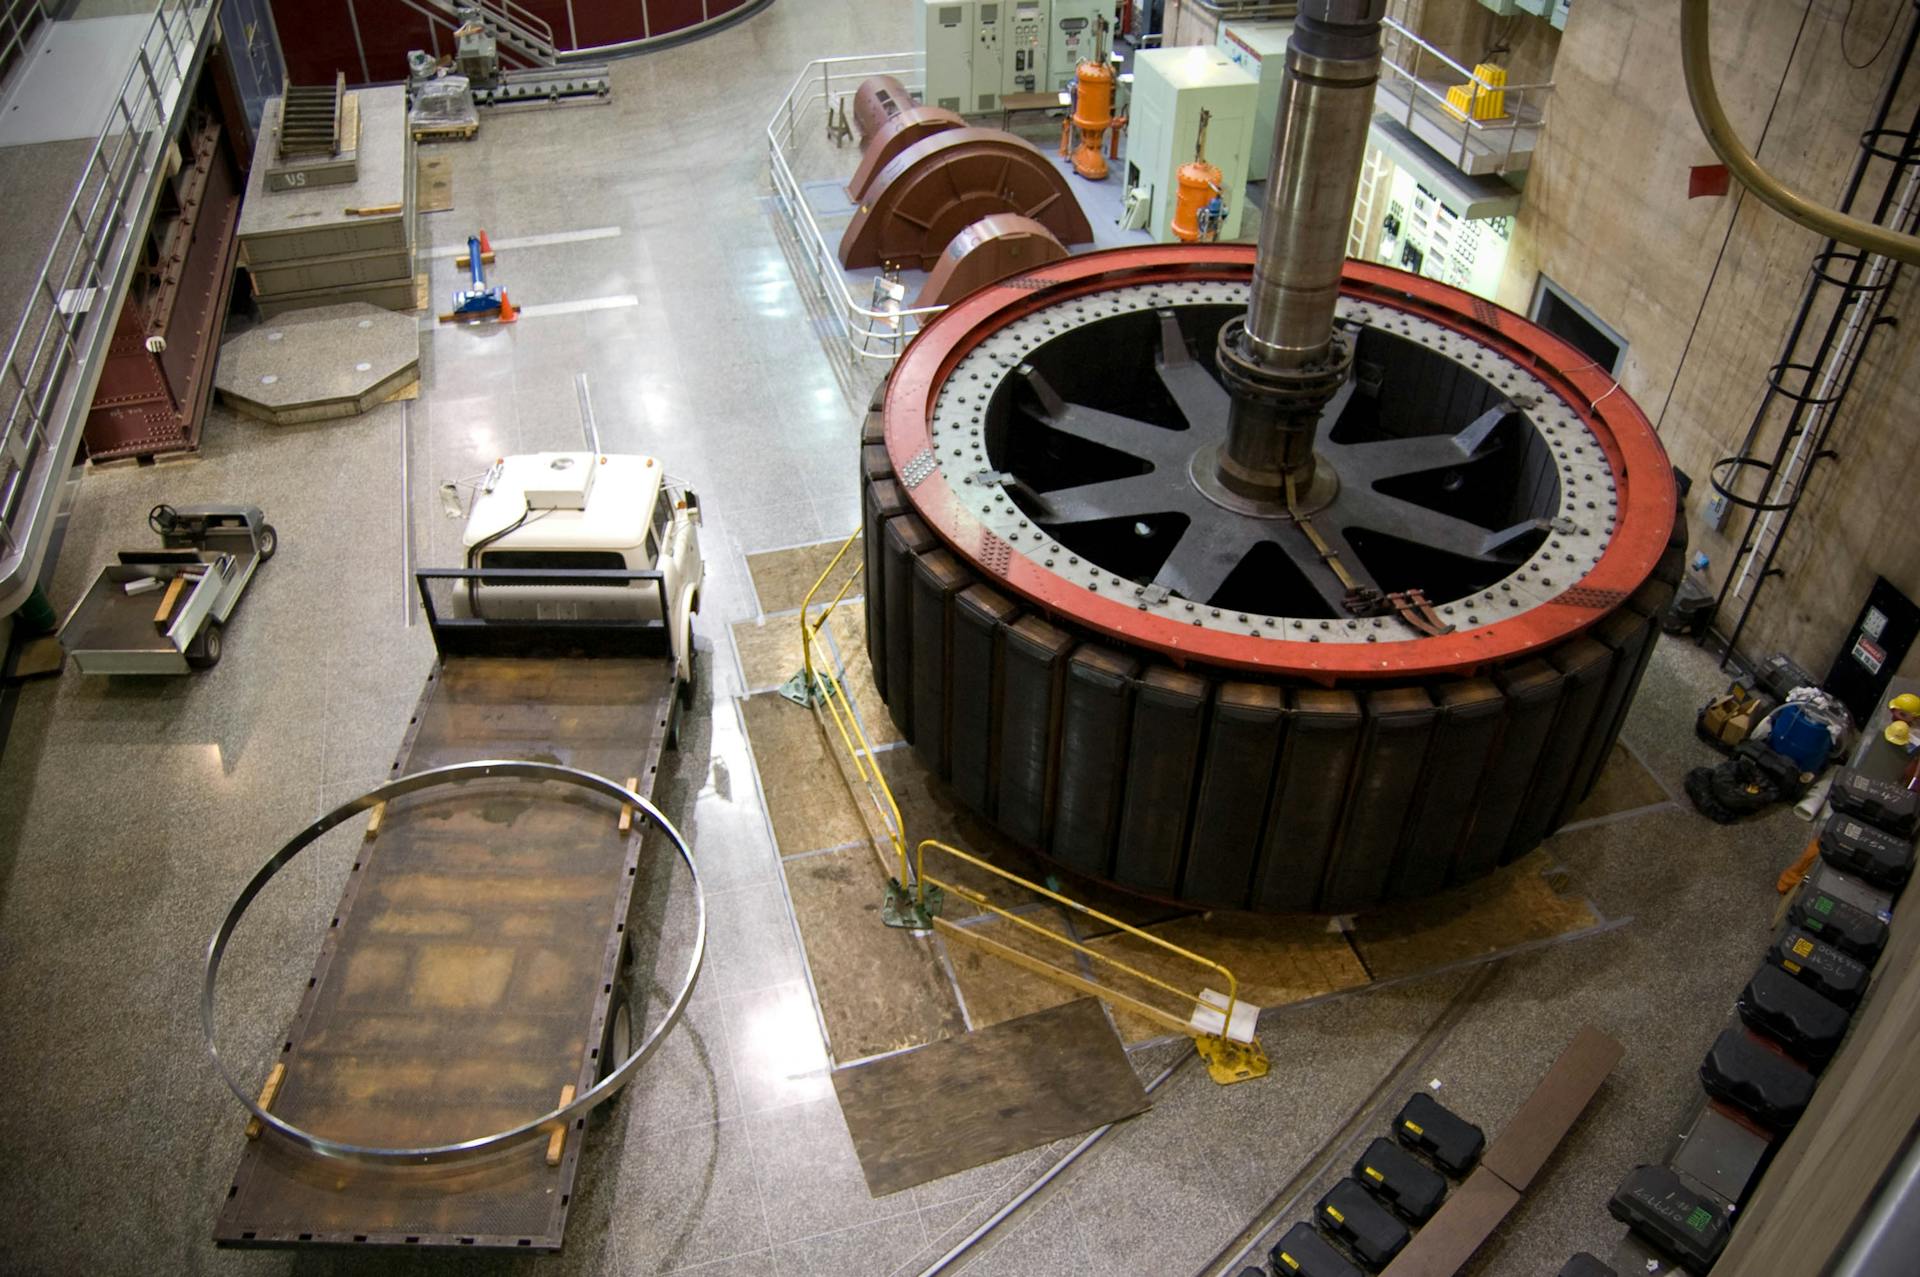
[212,569,691,1251]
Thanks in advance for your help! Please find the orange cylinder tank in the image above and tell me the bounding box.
[1171,159,1222,242]
[1070,59,1116,180]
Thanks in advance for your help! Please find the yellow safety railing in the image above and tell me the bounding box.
[793,529,1267,1083]
[796,530,924,920]
[916,839,1267,1083]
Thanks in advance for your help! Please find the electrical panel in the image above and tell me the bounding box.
[1122,46,1258,243]
[1049,0,1113,93]
[1003,0,1046,97]
[924,0,1062,113]
[1373,165,1510,300]
[923,1,977,114]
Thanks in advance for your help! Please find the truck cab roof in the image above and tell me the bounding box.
[463,452,665,555]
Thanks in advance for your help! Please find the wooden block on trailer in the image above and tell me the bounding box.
[619,777,640,832]
[545,1084,576,1166]
[364,802,386,840]
[245,1063,286,1140]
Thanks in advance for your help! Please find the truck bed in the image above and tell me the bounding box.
[214,653,674,1250]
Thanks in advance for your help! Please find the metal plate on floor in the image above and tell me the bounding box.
[831,998,1148,1197]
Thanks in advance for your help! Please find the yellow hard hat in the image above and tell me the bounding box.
[1888,720,1914,747]
[1890,692,1920,715]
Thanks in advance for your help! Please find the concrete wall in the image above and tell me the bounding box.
[1498,0,1920,680]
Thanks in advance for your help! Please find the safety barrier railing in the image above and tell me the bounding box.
[793,529,922,917]
[1375,16,1552,176]
[792,529,1267,1083]
[915,839,1267,1083]
[0,0,213,613]
[766,53,950,364]
[0,0,44,80]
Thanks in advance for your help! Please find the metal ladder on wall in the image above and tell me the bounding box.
[1708,9,1920,664]
[1348,143,1387,260]
[401,0,563,68]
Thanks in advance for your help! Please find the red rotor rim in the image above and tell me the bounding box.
[883,246,1676,679]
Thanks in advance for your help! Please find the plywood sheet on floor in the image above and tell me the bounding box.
[739,692,869,855]
[731,605,864,696]
[1086,912,1371,1043]
[417,155,453,213]
[832,998,1147,1196]
[1569,742,1671,822]
[941,913,1087,1031]
[784,844,966,1061]
[747,538,861,616]
[1349,851,1601,982]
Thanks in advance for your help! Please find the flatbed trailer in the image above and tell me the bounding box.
[207,567,702,1251]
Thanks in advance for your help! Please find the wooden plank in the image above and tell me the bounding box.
[245,1063,286,1141]
[1480,1024,1623,1191]
[154,575,186,626]
[1379,1168,1519,1277]
[831,998,1149,1197]
[544,1085,575,1166]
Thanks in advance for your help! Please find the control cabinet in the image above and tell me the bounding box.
[1216,19,1292,181]
[1049,0,1114,93]
[1123,46,1258,242]
[923,0,1007,115]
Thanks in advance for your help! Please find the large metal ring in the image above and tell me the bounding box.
[201,760,706,1166]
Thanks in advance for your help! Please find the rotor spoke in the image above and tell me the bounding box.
[1155,310,1230,428]
[1018,364,1189,464]
[1336,486,1540,563]
[1151,525,1249,605]
[1323,403,1510,483]
[1030,473,1186,525]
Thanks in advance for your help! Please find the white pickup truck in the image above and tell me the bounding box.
[456,451,703,693]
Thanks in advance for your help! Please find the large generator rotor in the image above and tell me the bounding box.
[861,250,1682,913]
[856,1,1681,912]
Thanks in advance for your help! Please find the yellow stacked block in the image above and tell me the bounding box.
[1445,63,1508,121]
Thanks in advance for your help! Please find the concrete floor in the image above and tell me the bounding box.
[0,1,1828,1274]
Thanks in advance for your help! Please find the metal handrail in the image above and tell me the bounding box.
[915,838,1245,1044]
[0,0,45,74]
[766,53,951,364]
[1375,16,1552,175]
[797,529,911,886]
[401,0,557,68]
[0,0,212,608]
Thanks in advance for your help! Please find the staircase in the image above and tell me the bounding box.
[402,0,564,69]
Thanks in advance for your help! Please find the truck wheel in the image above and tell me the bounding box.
[595,982,634,1113]
[679,646,697,709]
[256,524,278,562]
[187,621,224,671]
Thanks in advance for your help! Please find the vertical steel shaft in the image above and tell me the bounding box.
[1244,11,1384,365]
[1215,1,1385,497]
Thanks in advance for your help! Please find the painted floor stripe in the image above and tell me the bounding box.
[426,226,622,258]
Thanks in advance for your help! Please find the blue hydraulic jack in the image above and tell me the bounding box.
[441,231,516,323]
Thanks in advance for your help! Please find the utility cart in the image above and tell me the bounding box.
[59,505,276,674]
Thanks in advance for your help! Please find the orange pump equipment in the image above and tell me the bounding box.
[1064,19,1119,180]
[1171,109,1225,243]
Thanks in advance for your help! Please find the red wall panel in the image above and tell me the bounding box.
[274,0,759,85]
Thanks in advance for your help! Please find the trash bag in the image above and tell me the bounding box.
[1685,741,1812,824]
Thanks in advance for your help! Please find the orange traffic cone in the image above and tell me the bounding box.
[497,290,517,323]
